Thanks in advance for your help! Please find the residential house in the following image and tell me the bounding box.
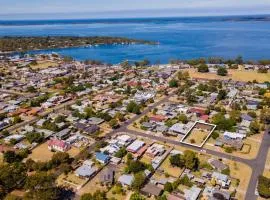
[208,159,228,172]
[212,172,231,188]
[141,183,163,197]
[146,143,165,158]
[95,152,110,164]
[127,140,145,153]
[75,160,97,178]
[99,167,115,184]
[118,174,134,187]
[184,186,201,200]
[48,139,70,152]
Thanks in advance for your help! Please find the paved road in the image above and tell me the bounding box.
[245,127,270,200]
[0,89,28,96]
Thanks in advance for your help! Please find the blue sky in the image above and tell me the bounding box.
[1,0,270,19]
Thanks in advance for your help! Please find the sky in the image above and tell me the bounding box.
[1,0,270,20]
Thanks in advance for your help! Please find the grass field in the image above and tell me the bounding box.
[183,129,209,146]
[30,61,58,70]
[28,142,54,162]
[184,68,270,83]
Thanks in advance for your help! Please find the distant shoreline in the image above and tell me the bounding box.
[0,14,270,26]
[0,36,157,54]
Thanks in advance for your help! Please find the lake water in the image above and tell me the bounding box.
[1,16,270,64]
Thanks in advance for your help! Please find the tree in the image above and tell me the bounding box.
[217,90,227,101]
[169,79,178,88]
[164,182,173,192]
[260,108,270,124]
[211,131,220,139]
[169,154,185,168]
[54,115,66,123]
[51,152,71,166]
[178,114,188,124]
[126,101,141,114]
[249,121,260,135]
[131,172,145,190]
[258,175,270,198]
[26,132,44,143]
[115,112,125,122]
[0,163,26,194]
[212,113,236,131]
[129,192,145,200]
[197,64,209,73]
[84,107,95,118]
[3,151,23,163]
[109,119,119,129]
[179,175,193,187]
[126,160,146,173]
[24,172,59,200]
[13,116,22,124]
[217,67,228,76]
[183,150,199,170]
[80,190,107,200]
[114,147,127,158]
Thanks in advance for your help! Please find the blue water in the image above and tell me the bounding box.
[1,16,270,64]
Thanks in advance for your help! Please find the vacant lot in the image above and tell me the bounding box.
[30,61,58,70]
[28,142,54,162]
[183,128,209,146]
[185,68,270,83]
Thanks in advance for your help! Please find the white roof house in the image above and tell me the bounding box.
[184,186,201,200]
[169,122,193,135]
[116,135,132,146]
[118,174,134,186]
[223,131,246,140]
[127,140,145,153]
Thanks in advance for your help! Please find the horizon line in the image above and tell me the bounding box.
[1,13,270,21]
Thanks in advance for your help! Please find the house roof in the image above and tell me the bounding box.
[118,174,134,186]
[48,139,68,149]
[127,140,145,153]
[241,114,253,121]
[75,165,96,177]
[209,159,228,171]
[88,117,104,125]
[95,152,110,162]
[150,115,166,122]
[212,172,228,182]
[99,168,115,183]
[184,186,201,200]
[141,183,163,196]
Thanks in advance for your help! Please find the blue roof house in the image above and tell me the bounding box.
[95,152,110,164]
